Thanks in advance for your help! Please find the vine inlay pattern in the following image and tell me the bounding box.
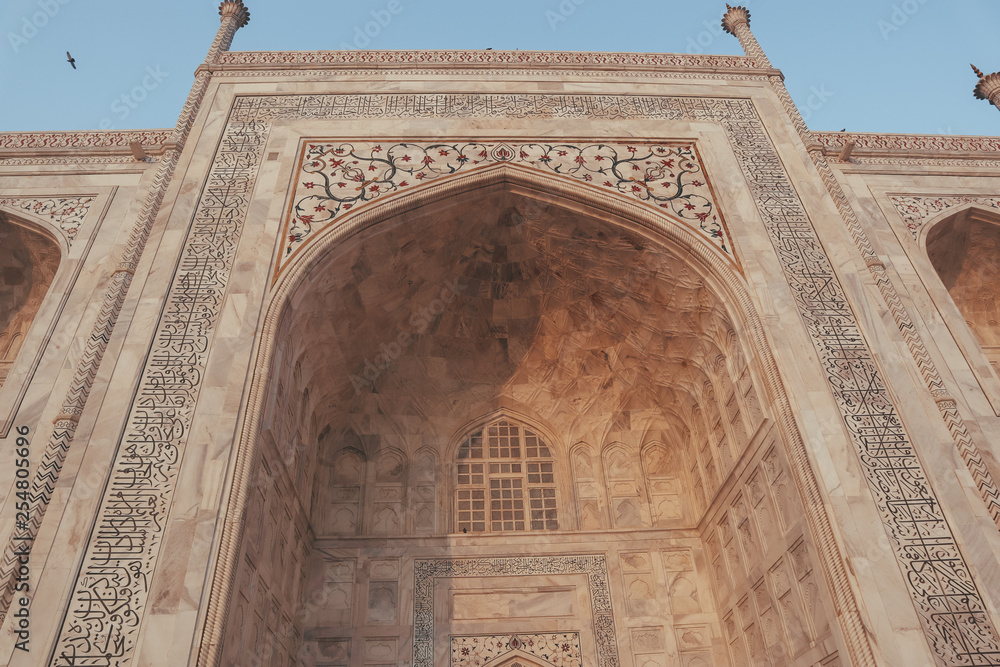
[889,195,1000,239]
[281,140,733,280]
[0,196,94,244]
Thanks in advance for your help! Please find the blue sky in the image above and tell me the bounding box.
[0,0,997,135]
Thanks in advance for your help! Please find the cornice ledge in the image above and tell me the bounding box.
[0,129,174,157]
[214,49,765,72]
[814,130,1000,159]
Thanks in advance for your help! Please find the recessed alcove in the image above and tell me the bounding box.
[220,182,840,666]
[0,214,60,390]
[927,207,1000,378]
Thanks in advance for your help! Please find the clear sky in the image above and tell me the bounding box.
[0,0,997,136]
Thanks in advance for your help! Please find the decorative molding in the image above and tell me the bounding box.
[846,157,1000,168]
[209,67,775,85]
[813,131,1000,156]
[416,556,614,667]
[0,130,172,151]
[0,196,94,244]
[889,195,1000,239]
[216,49,761,71]
[451,633,583,667]
[280,140,734,281]
[0,155,157,166]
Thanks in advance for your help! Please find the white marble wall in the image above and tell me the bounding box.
[0,52,998,667]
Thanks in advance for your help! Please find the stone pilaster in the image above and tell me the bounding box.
[0,0,251,630]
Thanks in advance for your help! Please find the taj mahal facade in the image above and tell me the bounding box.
[2,3,1000,666]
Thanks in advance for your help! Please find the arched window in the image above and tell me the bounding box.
[456,418,558,533]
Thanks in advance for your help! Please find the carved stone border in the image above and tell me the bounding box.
[415,557,610,667]
[49,111,270,664]
[450,632,583,667]
[216,49,760,71]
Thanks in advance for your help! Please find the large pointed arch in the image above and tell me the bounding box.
[196,165,869,667]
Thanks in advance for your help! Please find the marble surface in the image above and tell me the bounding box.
[0,29,999,667]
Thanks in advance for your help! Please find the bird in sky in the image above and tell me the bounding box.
[66,51,76,69]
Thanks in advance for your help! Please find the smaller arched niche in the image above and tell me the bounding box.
[926,207,1000,377]
[0,215,60,390]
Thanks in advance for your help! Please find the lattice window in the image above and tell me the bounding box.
[456,419,558,533]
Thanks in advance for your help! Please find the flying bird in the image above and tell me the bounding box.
[66,52,76,69]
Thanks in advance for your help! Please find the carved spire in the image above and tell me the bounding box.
[972,63,984,79]
[721,4,771,68]
[204,1,250,63]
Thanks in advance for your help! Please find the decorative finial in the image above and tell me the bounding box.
[721,4,751,35]
[972,65,1000,108]
[219,1,250,28]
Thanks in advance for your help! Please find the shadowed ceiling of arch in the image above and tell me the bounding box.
[278,185,738,453]
[927,209,1000,365]
[0,217,60,351]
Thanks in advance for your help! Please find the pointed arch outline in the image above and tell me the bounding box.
[913,203,1000,413]
[916,201,1000,253]
[274,143,741,285]
[197,161,873,667]
[446,406,565,465]
[0,209,66,435]
[0,207,70,258]
[373,446,408,483]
